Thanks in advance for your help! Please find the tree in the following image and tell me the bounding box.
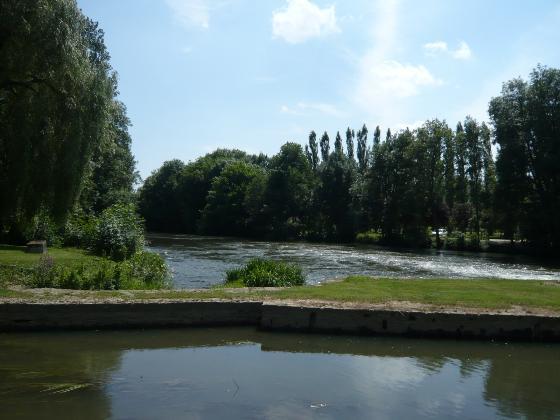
[264,143,314,239]
[464,116,483,239]
[345,127,354,160]
[200,161,266,236]
[320,132,330,162]
[356,124,369,171]
[489,65,560,249]
[0,0,115,239]
[334,131,343,155]
[454,122,469,231]
[307,130,319,170]
[138,160,185,233]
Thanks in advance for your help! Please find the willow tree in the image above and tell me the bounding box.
[0,0,115,238]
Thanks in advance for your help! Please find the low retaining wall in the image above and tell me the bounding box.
[1,301,559,341]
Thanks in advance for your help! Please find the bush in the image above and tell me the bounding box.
[92,203,144,261]
[226,258,305,287]
[62,210,98,248]
[26,251,169,290]
[118,251,170,289]
[31,255,56,287]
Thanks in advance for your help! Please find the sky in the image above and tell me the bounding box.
[77,0,560,180]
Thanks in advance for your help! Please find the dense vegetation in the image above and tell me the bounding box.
[0,0,167,288]
[138,66,559,253]
[226,258,305,287]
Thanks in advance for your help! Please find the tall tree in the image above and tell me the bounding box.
[0,0,115,238]
[334,131,343,155]
[489,66,560,249]
[320,131,330,162]
[356,124,369,172]
[308,130,319,170]
[464,116,483,239]
[345,127,355,160]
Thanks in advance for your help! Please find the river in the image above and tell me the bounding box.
[146,233,560,288]
[1,327,559,419]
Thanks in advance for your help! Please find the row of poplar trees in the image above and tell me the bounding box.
[140,66,559,251]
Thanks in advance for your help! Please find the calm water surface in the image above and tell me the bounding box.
[146,233,560,288]
[1,327,559,419]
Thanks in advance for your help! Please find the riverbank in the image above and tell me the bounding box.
[2,277,560,340]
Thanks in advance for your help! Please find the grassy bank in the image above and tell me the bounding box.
[2,276,559,314]
[0,245,169,290]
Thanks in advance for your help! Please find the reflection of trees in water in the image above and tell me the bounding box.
[1,328,559,419]
[0,332,122,420]
[484,352,560,420]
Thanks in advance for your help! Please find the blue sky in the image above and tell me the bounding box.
[78,0,560,179]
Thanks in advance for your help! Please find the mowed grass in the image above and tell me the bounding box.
[0,245,101,268]
[2,275,559,313]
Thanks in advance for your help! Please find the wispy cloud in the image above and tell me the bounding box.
[281,102,345,117]
[423,40,473,60]
[352,0,441,123]
[166,0,210,29]
[272,0,340,44]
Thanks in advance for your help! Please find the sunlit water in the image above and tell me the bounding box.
[146,233,560,288]
[1,327,559,419]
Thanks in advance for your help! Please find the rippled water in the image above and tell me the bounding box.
[1,327,559,419]
[146,233,560,288]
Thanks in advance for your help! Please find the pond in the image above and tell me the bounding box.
[1,327,559,419]
[146,233,560,288]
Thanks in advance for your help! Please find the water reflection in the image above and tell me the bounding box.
[1,328,559,419]
[146,233,560,288]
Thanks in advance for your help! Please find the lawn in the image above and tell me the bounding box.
[2,275,559,314]
[0,245,101,268]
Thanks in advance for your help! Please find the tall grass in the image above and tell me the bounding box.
[226,258,305,287]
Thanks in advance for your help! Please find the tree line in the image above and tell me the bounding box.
[139,66,559,252]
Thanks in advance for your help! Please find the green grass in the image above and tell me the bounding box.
[2,276,559,313]
[0,245,100,268]
[226,258,305,287]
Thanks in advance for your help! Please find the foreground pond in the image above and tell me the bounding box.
[146,233,560,288]
[1,327,559,419]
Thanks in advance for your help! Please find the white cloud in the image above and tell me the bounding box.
[272,0,340,44]
[423,41,448,55]
[281,102,345,117]
[166,0,231,29]
[423,40,473,60]
[358,58,442,100]
[452,41,472,60]
[351,0,442,125]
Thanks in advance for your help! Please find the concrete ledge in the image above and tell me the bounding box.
[1,301,560,341]
[260,303,560,341]
[0,302,262,331]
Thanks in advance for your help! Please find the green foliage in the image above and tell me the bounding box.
[490,65,560,249]
[23,251,169,290]
[226,258,305,287]
[93,203,144,260]
[0,0,137,244]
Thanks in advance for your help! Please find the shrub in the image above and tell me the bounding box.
[226,258,305,287]
[118,251,170,289]
[31,255,56,288]
[63,210,98,248]
[93,203,144,261]
[26,251,169,290]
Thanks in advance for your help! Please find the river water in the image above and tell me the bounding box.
[146,233,560,288]
[1,327,559,419]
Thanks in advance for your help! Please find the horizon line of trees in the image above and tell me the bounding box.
[139,66,559,252]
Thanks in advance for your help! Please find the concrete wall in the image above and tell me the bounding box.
[0,302,262,331]
[260,304,560,341]
[1,301,559,341]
